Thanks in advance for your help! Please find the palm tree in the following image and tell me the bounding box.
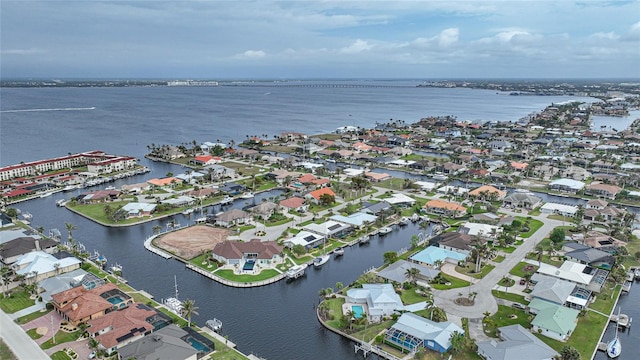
[449,331,466,354]
[181,299,199,327]
[88,338,100,356]
[152,225,162,235]
[405,267,420,285]
[65,222,77,248]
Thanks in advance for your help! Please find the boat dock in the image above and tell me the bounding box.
[610,313,633,328]
[597,342,608,352]
[621,280,632,293]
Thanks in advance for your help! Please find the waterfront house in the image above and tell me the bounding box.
[346,284,404,322]
[435,232,481,256]
[0,237,58,265]
[120,182,151,194]
[279,197,308,213]
[458,222,502,240]
[565,247,614,269]
[190,155,219,166]
[384,193,417,207]
[502,192,542,210]
[248,201,279,220]
[385,313,464,353]
[120,203,156,218]
[548,178,585,193]
[211,239,283,267]
[87,156,137,174]
[147,177,183,188]
[423,199,467,218]
[529,298,579,341]
[117,324,199,360]
[51,283,133,326]
[303,220,352,239]
[283,231,325,250]
[528,274,590,310]
[219,182,246,195]
[476,324,558,360]
[539,203,577,217]
[38,269,105,303]
[376,260,440,286]
[364,172,392,182]
[161,196,195,208]
[87,303,157,354]
[214,209,251,227]
[361,200,392,216]
[12,251,81,282]
[585,199,608,210]
[535,260,607,293]
[584,183,622,200]
[77,190,121,204]
[329,212,377,229]
[468,185,506,200]
[204,164,236,179]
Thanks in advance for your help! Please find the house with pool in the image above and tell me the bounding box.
[211,239,284,272]
[385,313,464,353]
[50,283,133,326]
[409,246,468,267]
[344,284,407,323]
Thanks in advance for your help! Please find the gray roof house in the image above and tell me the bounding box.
[117,325,199,360]
[385,313,464,354]
[376,260,440,285]
[502,192,542,209]
[476,324,558,360]
[565,247,614,268]
[529,275,576,305]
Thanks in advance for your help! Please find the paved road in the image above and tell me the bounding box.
[0,310,50,360]
[433,210,564,319]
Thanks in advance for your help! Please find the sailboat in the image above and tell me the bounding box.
[313,237,330,267]
[607,307,622,358]
[164,275,184,316]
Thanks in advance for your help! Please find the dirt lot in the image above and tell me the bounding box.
[155,225,229,260]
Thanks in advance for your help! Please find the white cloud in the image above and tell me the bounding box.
[340,39,373,54]
[437,28,459,47]
[1,48,45,55]
[235,50,267,59]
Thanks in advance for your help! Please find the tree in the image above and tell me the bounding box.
[181,299,199,327]
[4,208,18,218]
[428,306,448,322]
[383,251,398,264]
[405,267,420,285]
[449,331,465,354]
[88,338,100,356]
[292,244,306,256]
[64,222,77,244]
[335,282,344,293]
[549,227,565,245]
[318,193,335,206]
[555,345,581,360]
[152,225,162,235]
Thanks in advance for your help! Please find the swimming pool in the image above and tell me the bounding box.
[107,296,124,306]
[243,260,255,271]
[187,337,211,352]
[352,305,364,319]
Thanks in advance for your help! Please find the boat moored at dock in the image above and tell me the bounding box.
[206,318,223,332]
[285,264,307,279]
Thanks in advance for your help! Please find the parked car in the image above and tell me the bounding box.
[512,303,526,310]
[519,278,527,285]
[88,351,96,359]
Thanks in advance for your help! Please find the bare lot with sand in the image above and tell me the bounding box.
[155,225,228,260]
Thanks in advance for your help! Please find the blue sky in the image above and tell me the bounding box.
[1,1,639,79]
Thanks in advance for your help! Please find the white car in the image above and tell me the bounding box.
[88,351,96,359]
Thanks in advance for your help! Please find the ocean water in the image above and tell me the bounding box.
[2,81,637,359]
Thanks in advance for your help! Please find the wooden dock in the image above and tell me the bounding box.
[610,313,632,328]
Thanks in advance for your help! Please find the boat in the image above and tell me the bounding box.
[358,236,370,245]
[634,267,640,280]
[399,217,410,226]
[164,275,184,316]
[334,247,345,256]
[39,192,52,198]
[220,196,233,205]
[110,263,122,274]
[104,185,116,190]
[182,208,194,215]
[62,184,77,192]
[285,264,307,279]
[410,213,420,223]
[21,211,33,221]
[240,192,255,199]
[56,199,67,207]
[313,254,330,267]
[607,308,622,358]
[205,318,223,332]
[379,227,392,235]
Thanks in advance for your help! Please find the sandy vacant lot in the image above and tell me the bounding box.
[155,225,229,260]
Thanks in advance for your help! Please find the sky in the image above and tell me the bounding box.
[1,1,639,79]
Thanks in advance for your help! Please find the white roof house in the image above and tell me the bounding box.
[536,261,593,286]
[414,181,439,191]
[540,203,578,216]
[121,202,156,217]
[346,284,406,322]
[282,231,324,249]
[330,212,377,228]
[549,178,585,192]
[436,185,469,196]
[304,220,352,238]
[458,222,502,238]
[13,251,82,281]
[384,193,416,206]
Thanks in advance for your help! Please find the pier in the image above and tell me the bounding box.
[610,313,633,328]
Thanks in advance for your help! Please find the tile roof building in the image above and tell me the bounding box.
[476,324,558,360]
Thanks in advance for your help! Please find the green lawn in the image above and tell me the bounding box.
[16,308,52,324]
[589,283,621,315]
[483,305,531,338]
[50,351,72,360]
[156,307,188,327]
[455,264,495,279]
[509,262,538,278]
[189,254,219,271]
[323,297,346,328]
[493,245,516,253]
[351,320,394,342]
[431,274,470,290]
[0,339,17,360]
[493,255,505,263]
[534,310,607,360]
[491,290,529,305]
[516,217,543,238]
[26,328,43,340]
[0,289,35,313]
[213,269,280,283]
[40,330,82,349]
[399,288,430,305]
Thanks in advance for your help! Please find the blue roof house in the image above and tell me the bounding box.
[385,313,464,353]
[410,246,467,266]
